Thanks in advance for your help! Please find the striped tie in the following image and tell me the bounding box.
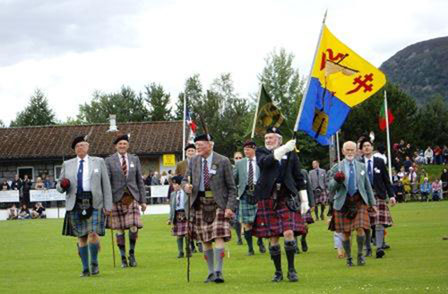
[121,155,127,176]
[203,159,210,190]
[248,159,254,186]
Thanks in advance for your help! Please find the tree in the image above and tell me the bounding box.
[145,83,173,121]
[77,86,150,123]
[0,119,5,128]
[10,89,56,127]
[415,94,448,147]
[175,74,203,120]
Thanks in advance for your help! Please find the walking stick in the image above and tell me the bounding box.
[186,176,192,282]
[109,214,116,268]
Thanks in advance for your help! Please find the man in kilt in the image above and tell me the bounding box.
[359,138,396,258]
[183,134,237,283]
[233,140,266,256]
[57,135,112,277]
[168,176,190,258]
[309,160,329,221]
[253,127,310,282]
[328,141,377,267]
[105,134,147,268]
[297,168,315,253]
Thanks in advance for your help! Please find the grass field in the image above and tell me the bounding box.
[1,201,447,294]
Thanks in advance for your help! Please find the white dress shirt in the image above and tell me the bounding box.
[77,155,91,192]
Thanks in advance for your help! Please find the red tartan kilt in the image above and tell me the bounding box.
[369,198,393,226]
[106,200,143,230]
[253,197,307,238]
[334,194,370,233]
[191,206,231,243]
[303,210,314,224]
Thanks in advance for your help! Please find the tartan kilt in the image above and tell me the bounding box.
[106,200,143,230]
[238,194,257,224]
[369,198,393,227]
[314,189,328,205]
[172,210,188,236]
[334,194,370,233]
[303,210,314,224]
[191,201,231,243]
[253,197,307,238]
[62,208,105,237]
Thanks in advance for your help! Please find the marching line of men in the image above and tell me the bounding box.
[57,128,396,281]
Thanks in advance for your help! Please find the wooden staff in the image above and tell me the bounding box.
[186,176,192,282]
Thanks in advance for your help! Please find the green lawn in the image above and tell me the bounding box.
[1,202,447,294]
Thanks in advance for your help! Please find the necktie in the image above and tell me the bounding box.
[203,159,210,190]
[77,159,84,194]
[176,191,181,209]
[368,159,373,184]
[121,155,127,176]
[316,169,320,188]
[348,162,356,196]
[248,159,254,186]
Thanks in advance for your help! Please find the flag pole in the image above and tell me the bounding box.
[251,85,262,139]
[182,94,187,161]
[384,90,393,181]
[294,9,327,129]
[336,130,341,164]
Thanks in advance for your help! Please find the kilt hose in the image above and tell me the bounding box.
[253,191,307,238]
[62,208,106,237]
[106,200,143,230]
[334,194,370,233]
[314,189,329,205]
[369,197,393,227]
[191,198,231,243]
[172,210,188,236]
[238,194,257,224]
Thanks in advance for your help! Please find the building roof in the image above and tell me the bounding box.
[0,121,185,161]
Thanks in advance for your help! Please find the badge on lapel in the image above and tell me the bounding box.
[130,162,135,168]
[94,168,99,173]
[360,170,365,176]
[374,167,381,174]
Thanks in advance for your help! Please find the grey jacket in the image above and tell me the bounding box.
[233,157,260,198]
[309,168,328,191]
[169,190,189,223]
[105,153,146,204]
[56,156,113,211]
[301,169,315,207]
[182,152,237,211]
[328,159,376,211]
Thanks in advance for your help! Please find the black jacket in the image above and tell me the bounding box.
[360,156,395,200]
[254,147,305,200]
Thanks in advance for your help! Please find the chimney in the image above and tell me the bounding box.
[108,114,118,132]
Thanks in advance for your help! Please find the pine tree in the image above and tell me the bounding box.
[10,89,56,127]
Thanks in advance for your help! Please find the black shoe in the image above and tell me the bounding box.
[214,271,224,283]
[80,269,90,277]
[346,258,353,267]
[287,270,298,282]
[382,243,390,250]
[204,273,216,283]
[376,248,385,259]
[91,264,99,275]
[128,254,137,267]
[272,271,283,282]
[357,255,366,266]
[237,239,243,245]
[247,249,255,256]
[301,239,308,252]
[177,252,184,258]
[366,248,372,257]
[121,257,128,268]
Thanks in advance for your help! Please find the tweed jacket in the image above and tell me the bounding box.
[182,151,237,211]
[56,156,112,211]
[233,157,260,198]
[309,168,328,191]
[328,159,376,211]
[105,153,146,204]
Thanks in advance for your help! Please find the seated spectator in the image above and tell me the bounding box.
[397,166,406,180]
[34,177,45,190]
[424,146,433,164]
[432,179,442,201]
[434,145,443,165]
[7,204,18,220]
[1,179,9,190]
[10,174,22,190]
[403,156,413,172]
[402,175,411,202]
[441,168,448,197]
[414,151,425,165]
[420,178,431,202]
[31,202,46,219]
[18,204,31,220]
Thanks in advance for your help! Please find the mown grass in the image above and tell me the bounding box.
[0,201,447,294]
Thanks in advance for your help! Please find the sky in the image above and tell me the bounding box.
[0,0,447,125]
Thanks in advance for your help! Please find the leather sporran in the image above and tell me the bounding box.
[200,198,217,223]
[76,193,93,220]
[245,187,257,205]
[175,210,186,223]
[342,201,358,220]
[121,192,134,206]
[286,193,300,212]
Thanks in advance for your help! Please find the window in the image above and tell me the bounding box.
[54,165,63,181]
[17,167,34,180]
